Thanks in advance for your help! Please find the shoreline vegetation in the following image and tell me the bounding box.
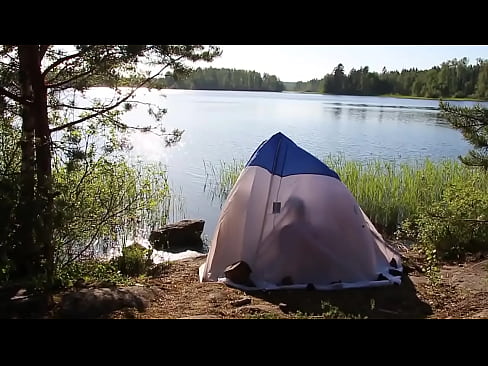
[207,157,488,238]
[285,90,486,102]
[379,94,485,102]
[2,46,488,318]
[96,56,488,102]
[3,156,488,318]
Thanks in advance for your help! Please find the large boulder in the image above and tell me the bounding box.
[58,286,158,319]
[149,219,205,252]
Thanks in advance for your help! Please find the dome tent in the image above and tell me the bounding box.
[199,132,402,291]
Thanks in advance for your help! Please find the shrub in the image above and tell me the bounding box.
[114,243,153,277]
[398,176,488,260]
[55,259,128,288]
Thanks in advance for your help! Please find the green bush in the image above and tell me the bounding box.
[54,244,155,288]
[114,244,153,277]
[398,176,488,259]
[55,259,128,288]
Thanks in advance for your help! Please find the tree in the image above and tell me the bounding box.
[475,59,488,99]
[0,45,221,283]
[440,100,488,169]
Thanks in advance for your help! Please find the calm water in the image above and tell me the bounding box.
[83,88,485,240]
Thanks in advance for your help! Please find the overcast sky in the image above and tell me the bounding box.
[195,45,488,82]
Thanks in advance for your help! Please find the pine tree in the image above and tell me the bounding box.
[440,100,488,169]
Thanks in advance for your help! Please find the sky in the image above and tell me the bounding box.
[197,45,488,82]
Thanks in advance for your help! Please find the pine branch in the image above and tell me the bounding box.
[49,61,175,133]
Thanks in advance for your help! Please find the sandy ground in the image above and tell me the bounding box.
[105,252,488,319]
[2,247,487,319]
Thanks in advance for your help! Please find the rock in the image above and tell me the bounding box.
[231,297,252,307]
[10,288,29,301]
[278,303,289,313]
[149,219,205,252]
[224,260,254,287]
[57,286,157,318]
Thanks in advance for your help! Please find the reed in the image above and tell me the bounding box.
[325,155,486,232]
[207,156,487,233]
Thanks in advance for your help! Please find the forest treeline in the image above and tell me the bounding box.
[111,67,286,92]
[293,58,488,99]
[98,57,488,99]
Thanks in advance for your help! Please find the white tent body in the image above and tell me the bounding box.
[199,132,402,291]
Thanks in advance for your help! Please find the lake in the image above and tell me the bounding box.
[85,88,484,241]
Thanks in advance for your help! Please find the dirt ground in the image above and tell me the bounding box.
[105,249,488,319]
[2,246,487,319]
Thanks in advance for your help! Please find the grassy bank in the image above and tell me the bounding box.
[207,156,488,234]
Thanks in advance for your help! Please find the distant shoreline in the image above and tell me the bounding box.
[379,94,486,102]
[287,90,486,102]
[98,84,488,102]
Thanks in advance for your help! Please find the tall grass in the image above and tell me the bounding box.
[203,159,244,205]
[325,155,487,232]
[206,156,487,234]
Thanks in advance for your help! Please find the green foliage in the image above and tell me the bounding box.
[319,301,364,319]
[288,301,364,319]
[292,58,488,100]
[326,156,483,233]
[209,156,486,235]
[0,45,221,284]
[53,155,171,268]
[249,301,364,319]
[398,175,488,260]
[113,244,153,277]
[55,259,130,288]
[0,117,21,280]
[54,244,157,288]
[94,66,286,92]
[144,67,285,92]
[440,101,488,169]
[293,78,324,93]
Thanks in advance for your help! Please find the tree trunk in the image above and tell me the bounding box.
[25,45,54,283]
[30,47,54,285]
[15,45,54,284]
[15,46,38,278]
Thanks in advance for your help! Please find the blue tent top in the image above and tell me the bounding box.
[246,132,341,180]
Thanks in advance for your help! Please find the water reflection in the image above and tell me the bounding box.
[333,107,342,119]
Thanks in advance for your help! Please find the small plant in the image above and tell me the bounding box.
[370,298,376,311]
[114,243,154,277]
[319,301,365,319]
